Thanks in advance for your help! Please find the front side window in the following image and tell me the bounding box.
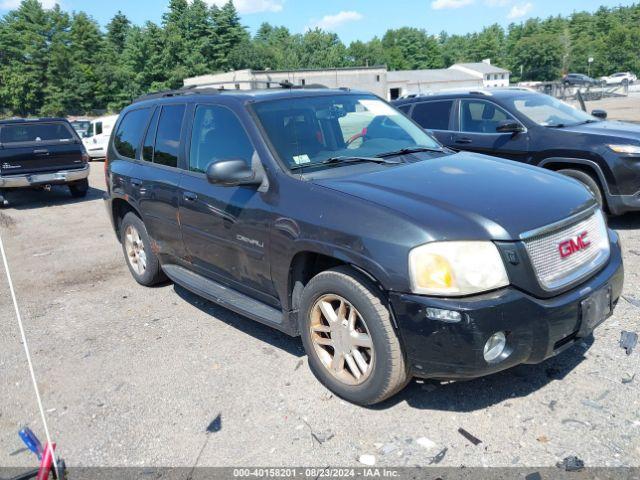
[0,123,74,144]
[412,100,454,131]
[460,100,513,133]
[114,108,152,159]
[189,105,255,174]
[508,93,596,127]
[253,94,440,170]
[95,122,103,136]
[153,104,185,168]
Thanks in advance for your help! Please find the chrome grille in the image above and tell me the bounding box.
[522,209,610,291]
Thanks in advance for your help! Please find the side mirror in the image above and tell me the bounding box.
[206,159,262,187]
[591,109,607,120]
[496,119,524,133]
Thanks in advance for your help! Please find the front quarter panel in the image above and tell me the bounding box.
[270,175,429,310]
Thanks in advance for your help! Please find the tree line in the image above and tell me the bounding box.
[1,0,639,117]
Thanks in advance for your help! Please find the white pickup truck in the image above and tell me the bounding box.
[82,115,118,160]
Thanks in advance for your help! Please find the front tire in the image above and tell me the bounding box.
[120,212,166,286]
[558,169,604,210]
[299,266,408,405]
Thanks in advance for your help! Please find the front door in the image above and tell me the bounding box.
[454,99,529,162]
[178,103,277,305]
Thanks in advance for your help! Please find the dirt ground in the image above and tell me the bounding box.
[0,164,639,469]
[583,91,640,122]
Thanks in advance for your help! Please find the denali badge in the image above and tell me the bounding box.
[558,231,590,259]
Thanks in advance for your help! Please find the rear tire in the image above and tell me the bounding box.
[299,266,409,406]
[558,169,604,209]
[120,212,166,286]
[69,179,89,198]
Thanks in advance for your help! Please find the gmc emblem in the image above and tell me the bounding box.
[559,231,591,259]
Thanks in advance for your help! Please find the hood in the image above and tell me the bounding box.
[313,153,596,241]
[563,120,640,142]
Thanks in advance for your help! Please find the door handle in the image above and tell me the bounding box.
[183,191,198,202]
[33,149,49,155]
[130,178,143,188]
[455,137,473,144]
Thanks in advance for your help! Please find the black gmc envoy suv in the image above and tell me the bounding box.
[105,87,623,405]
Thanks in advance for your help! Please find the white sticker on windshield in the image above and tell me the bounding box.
[359,100,398,117]
[293,154,311,165]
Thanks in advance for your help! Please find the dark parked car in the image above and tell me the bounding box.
[104,87,623,405]
[562,73,600,87]
[0,118,90,206]
[394,89,640,214]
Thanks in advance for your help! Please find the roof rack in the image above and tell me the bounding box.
[133,80,329,103]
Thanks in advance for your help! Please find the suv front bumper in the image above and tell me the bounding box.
[0,164,89,189]
[390,234,623,380]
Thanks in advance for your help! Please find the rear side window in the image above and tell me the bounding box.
[114,108,152,159]
[0,123,74,144]
[411,101,454,131]
[189,105,255,173]
[142,108,160,162]
[397,104,411,114]
[153,105,185,168]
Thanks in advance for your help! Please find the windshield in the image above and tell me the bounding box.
[253,94,441,170]
[509,93,597,127]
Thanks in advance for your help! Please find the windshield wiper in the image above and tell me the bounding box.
[545,123,567,128]
[290,156,400,171]
[376,146,447,158]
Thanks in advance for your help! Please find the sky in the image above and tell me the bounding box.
[0,0,636,43]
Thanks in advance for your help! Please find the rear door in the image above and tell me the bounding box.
[113,105,186,261]
[453,99,529,161]
[408,99,456,146]
[178,102,277,305]
[0,122,84,175]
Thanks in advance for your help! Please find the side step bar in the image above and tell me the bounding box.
[162,264,294,334]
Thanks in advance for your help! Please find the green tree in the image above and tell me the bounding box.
[382,28,443,70]
[211,1,249,71]
[511,32,563,81]
[0,0,50,115]
[106,11,131,54]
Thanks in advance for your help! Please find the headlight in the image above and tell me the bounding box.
[607,144,640,154]
[408,241,509,296]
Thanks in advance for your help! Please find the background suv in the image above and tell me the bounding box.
[394,89,640,214]
[105,87,622,405]
[562,73,600,87]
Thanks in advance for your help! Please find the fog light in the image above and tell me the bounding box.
[425,307,462,323]
[483,331,506,362]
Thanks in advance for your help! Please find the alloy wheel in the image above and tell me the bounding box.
[124,224,147,276]
[309,294,374,385]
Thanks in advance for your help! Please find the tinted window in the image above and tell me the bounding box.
[95,122,103,135]
[254,95,439,169]
[0,123,74,144]
[189,105,255,173]
[114,108,152,159]
[412,100,454,130]
[154,105,185,168]
[142,108,160,162]
[397,104,411,114]
[460,100,513,133]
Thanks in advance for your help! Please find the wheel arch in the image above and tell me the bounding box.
[111,197,143,242]
[286,248,389,315]
[539,157,612,198]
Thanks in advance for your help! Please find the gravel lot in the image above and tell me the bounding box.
[1,163,639,469]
